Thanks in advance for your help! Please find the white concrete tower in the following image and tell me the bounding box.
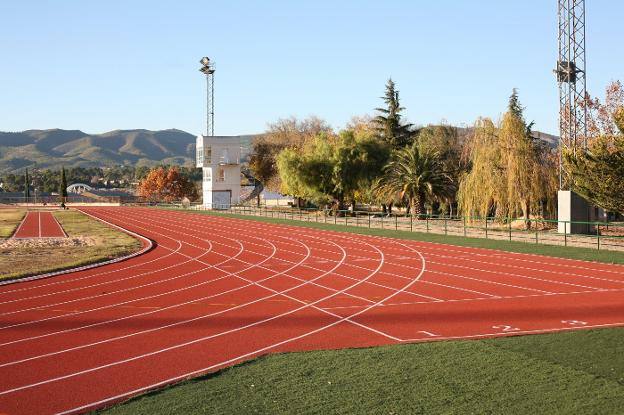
[196,135,242,209]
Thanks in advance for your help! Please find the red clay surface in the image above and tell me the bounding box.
[12,211,67,238]
[1,206,624,414]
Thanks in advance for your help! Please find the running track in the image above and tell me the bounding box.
[13,211,67,238]
[1,206,624,414]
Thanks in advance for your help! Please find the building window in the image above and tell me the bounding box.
[197,147,203,165]
[203,169,211,182]
[221,149,229,164]
[217,167,225,182]
[204,146,212,164]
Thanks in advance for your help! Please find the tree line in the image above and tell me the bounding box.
[0,165,201,194]
[250,79,624,223]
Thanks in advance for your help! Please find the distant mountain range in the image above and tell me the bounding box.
[0,129,198,173]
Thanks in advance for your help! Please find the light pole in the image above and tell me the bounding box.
[199,57,215,136]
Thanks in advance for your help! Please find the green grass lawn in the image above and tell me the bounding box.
[99,327,624,415]
[0,209,141,281]
[164,207,624,265]
[0,208,26,237]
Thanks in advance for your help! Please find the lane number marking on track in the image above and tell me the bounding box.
[561,320,588,326]
[492,324,521,332]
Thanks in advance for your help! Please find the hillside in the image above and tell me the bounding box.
[0,129,198,172]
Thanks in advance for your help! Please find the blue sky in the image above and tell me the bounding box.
[1,0,622,136]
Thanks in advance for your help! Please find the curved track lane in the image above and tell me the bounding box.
[1,206,624,414]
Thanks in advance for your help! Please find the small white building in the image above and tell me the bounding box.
[196,135,242,209]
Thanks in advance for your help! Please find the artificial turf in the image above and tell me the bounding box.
[99,327,624,414]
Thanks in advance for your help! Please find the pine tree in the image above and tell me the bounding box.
[373,79,414,149]
[59,166,67,208]
[508,88,535,136]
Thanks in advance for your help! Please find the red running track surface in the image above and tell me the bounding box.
[0,206,623,414]
[12,211,67,238]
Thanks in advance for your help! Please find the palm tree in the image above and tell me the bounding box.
[375,144,453,217]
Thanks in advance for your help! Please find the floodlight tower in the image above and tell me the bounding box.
[200,57,215,136]
[555,0,587,189]
[555,0,597,234]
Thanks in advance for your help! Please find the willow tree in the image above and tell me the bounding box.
[457,118,506,219]
[458,93,557,226]
[498,111,558,223]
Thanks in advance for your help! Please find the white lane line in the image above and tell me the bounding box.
[120,207,412,340]
[11,211,30,239]
[0,217,389,397]
[0,233,296,366]
[0,240,210,318]
[50,212,68,238]
[151,212,534,299]
[0,235,177,294]
[271,212,624,275]
[128,211,443,303]
[203,215,610,291]
[418,250,624,286]
[0,239,268,348]
[0,212,390,353]
[319,286,624,311]
[54,318,624,415]
[397,321,624,342]
[0,210,311,341]
[52,225,425,415]
[0,240,193,307]
[206,210,624,278]
[0,239,226,330]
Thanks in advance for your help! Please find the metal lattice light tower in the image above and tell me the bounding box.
[200,57,215,136]
[555,0,587,189]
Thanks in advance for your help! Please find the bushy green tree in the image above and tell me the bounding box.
[566,105,624,214]
[250,116,333,192]
[277,130,389,210]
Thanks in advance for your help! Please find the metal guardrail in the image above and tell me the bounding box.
[155,202,624,252]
